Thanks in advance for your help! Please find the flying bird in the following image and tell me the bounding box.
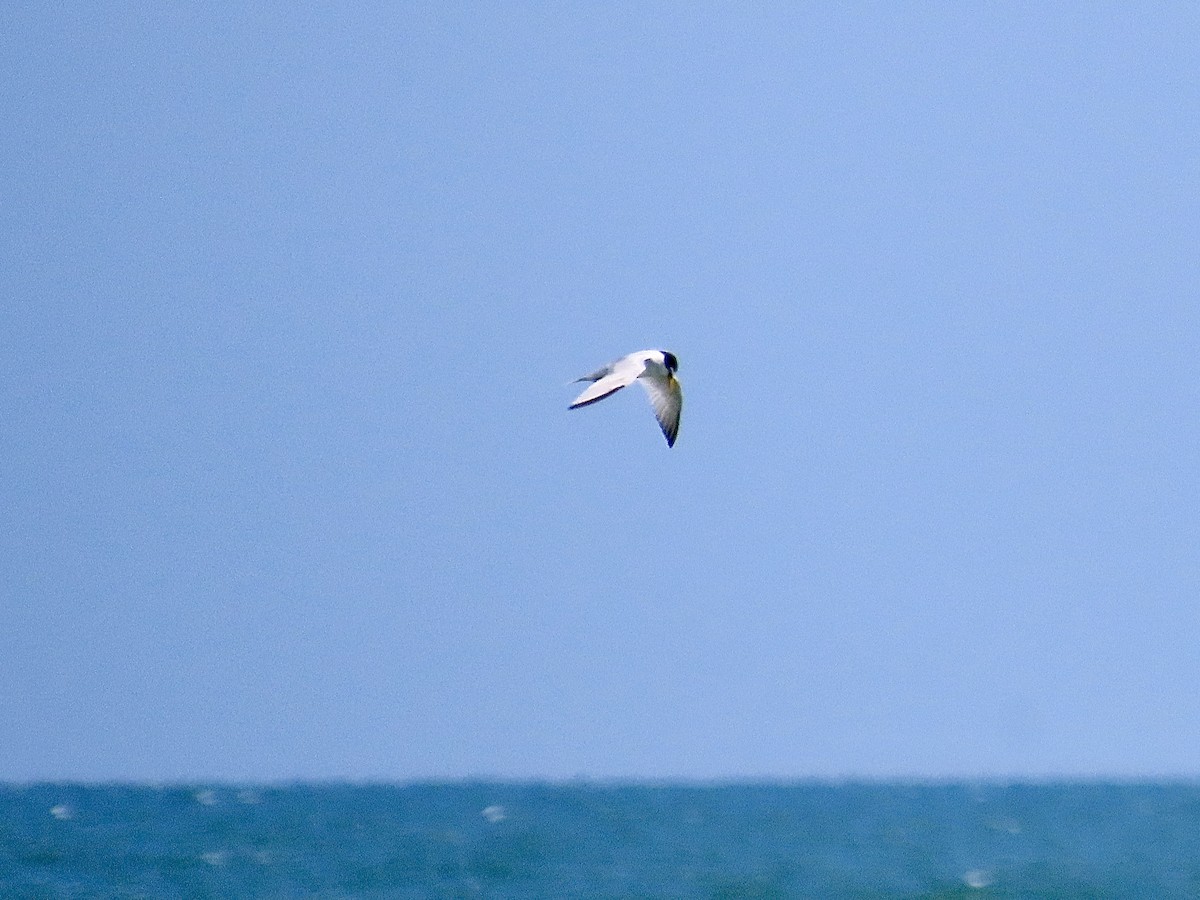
[569,349,682,447]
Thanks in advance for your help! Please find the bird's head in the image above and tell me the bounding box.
[662,351,678,374]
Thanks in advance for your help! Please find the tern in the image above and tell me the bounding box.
[569,349,681,447]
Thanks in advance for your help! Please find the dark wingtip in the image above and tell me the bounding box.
[569,385,624,410]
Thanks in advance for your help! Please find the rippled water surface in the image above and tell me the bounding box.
[4,782,1200,897]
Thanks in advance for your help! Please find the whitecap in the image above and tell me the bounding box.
[964,869,994,889]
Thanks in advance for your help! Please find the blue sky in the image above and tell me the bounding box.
[3,3,1199,781]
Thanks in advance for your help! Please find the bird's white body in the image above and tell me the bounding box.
[569,349,682,447]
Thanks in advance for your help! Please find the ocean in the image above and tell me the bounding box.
[3,781,1199,898]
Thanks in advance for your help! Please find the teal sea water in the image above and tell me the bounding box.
[3,782,1200,898]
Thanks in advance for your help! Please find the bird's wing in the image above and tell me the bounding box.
[638,370,682,447]
[569,355,645,408]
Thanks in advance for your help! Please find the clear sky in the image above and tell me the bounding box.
[3,3,1199,782]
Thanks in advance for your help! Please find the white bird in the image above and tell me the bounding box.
[569,349,682,447]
